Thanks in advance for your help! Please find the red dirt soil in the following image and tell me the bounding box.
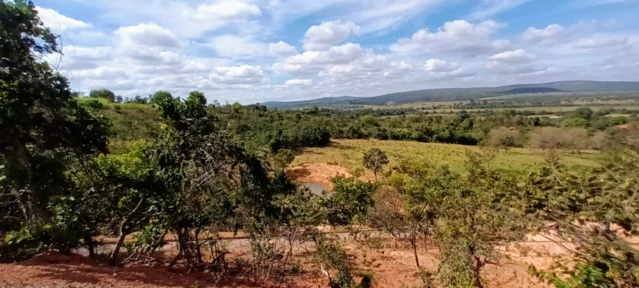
[0,236,557,288]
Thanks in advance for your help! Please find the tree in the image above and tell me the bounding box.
[273,149,295,171]
[0,0,110,254]
[362,148,389,181]
[89,88,116,102]
[150,90,173,106]
[1,0,109,225]
[323,176,377,226]
[187,91,207,106]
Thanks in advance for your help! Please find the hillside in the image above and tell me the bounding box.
[262,80,639,108]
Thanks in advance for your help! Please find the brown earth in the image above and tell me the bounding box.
[286,163,374,189]
[0,234,568,288]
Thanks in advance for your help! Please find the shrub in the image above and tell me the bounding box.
[484,127,520,150]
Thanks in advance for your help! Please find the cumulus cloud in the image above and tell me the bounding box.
[391,20,508,56]
[115,23,182,48]
[209,65,268,85]
[303,20,360,51]
[269,41,298,58]
[273,43,363,75]
[35,7,90,32]
[285,79,313,86]
[37,0,639,103]
[488,49,536,64]
[424,59,460,72]
[522,24,566,42]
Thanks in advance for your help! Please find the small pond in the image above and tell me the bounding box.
[302,183,331,196]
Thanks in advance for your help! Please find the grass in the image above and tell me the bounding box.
[291,139,602,175]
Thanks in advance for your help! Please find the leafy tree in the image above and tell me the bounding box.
[187,91,207,106]
[273,149,295,171]
[89,88,116,102]
[150,90,173,106]
[323,176,377,226]
[0,0,110,233]
[362,148,389,181]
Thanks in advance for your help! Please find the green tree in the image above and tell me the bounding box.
[273,149,295,171]
[89,88,116,102]
[363,148,389,181]
[1,0,110,230]
[324,176,377,226]
[187,91,207,106]
[150,90,173,106]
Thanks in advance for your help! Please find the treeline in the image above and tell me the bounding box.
[81,96,635,154]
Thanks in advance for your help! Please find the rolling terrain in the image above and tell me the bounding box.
[262,80,639,108]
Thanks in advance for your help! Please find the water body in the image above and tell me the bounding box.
[303,183,331,196]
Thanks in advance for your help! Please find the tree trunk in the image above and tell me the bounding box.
[411,230,420,268]
[84,236,95,257]
[109,231,127,266]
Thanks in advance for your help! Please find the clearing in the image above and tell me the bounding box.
[289,139,601,181]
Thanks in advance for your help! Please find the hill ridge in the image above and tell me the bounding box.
[261,80,639,108]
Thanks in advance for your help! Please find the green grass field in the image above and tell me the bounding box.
[291,139,602,175]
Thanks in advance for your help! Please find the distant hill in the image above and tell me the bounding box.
[261,81,639,109]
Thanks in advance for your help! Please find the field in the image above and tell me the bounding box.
[290,139,601,183]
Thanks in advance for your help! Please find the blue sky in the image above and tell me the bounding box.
[35,0,639,103]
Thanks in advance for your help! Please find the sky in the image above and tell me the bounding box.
[34,0,639,104]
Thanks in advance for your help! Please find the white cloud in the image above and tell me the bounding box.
[115,23,182,48]
[188,0,261,21]
[209,65,268,85]
[36,7,90,32]
[285,79,313,86]
[572,35,628,49]
[488,49,536,64]
[522,24,566,42]
[274,43,363,75]
[269,41,298,58]
[424,59,460,72]
[391,20,508,56]
[470,0,530,19]
[303,20,360,51]
[208,35,267,58]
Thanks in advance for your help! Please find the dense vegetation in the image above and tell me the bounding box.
[2,2,639,287]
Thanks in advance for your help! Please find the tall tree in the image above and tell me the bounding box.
[0,0,109,225]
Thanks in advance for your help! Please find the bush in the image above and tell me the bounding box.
[484,127,520,149]
[528,127,588,150]
[79,99,104,110]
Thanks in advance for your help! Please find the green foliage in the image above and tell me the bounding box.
[79,98,104,110]
[362,148,389,181]
[89,89,116,102]
[1,0,110,243]
[563,117,590,128]
[187,91,207,106]
[273,149,295,171]
[324,176,377,226]
[314,238,372,288]
[150,90,173,106]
